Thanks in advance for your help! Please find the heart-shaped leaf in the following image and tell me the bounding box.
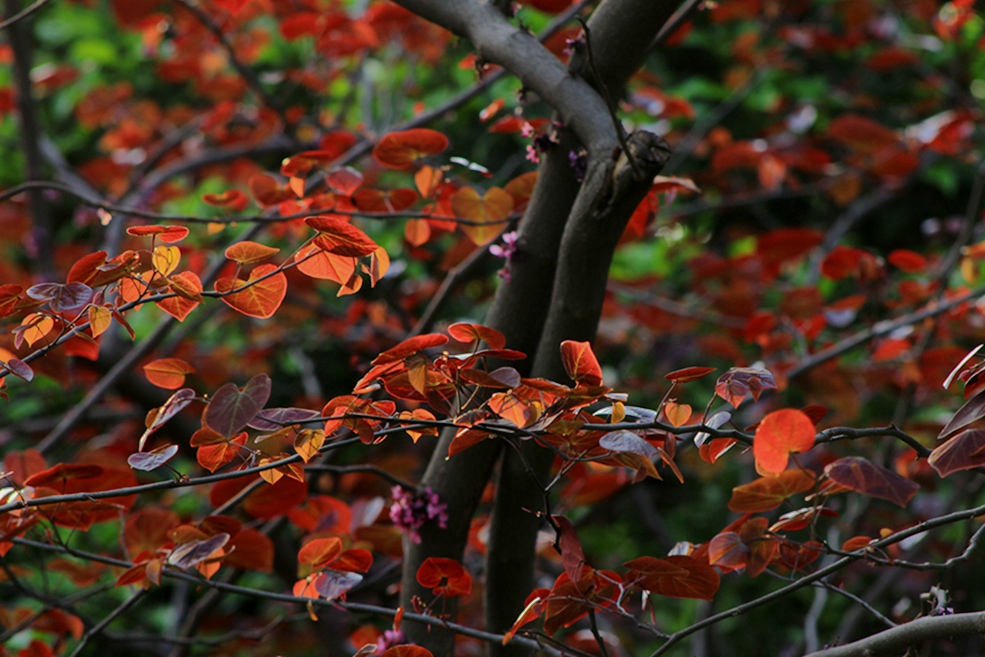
[204,373,271,438]
[215,264,287,319]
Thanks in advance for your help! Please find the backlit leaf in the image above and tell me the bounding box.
[560,340,603,386]
[306,216,379,257]
[753,409,816,475]
[416,557,472,597]
[225,241,280,264]
[448,322,506,349]
[143,358,195,390]
[215,264,287,319]
[665,366,716,382]
[372,128,449,169]
[451,186,513,245]
[126,225,189,243]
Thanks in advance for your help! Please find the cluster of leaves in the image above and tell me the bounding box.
[3,1,985,657]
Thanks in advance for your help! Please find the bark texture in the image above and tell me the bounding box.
[390,1,681,653]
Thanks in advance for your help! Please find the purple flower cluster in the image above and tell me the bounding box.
[521,121,559,164]
[376,629,406,654]
[489,231,518,281]
[389,486,448,544]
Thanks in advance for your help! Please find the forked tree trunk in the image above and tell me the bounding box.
[389,1,683,654]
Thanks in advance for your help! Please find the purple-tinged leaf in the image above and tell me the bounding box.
[168,533,230,569]
[205,374,271,437]
[929,430,985,477]
[4,358,34,382]
[27,282,94,312]
[939,389,985,440]
[248,406,322,431]
[139,388,197,451]
[599,430,659,460]
[824,456,918,507]
[128,444,180,471]
[313,569,363,600]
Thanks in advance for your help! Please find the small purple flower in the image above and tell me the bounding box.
[376,629,406,653]
[389,486,448,544]
[568,148,588,183]
[490,231,518,282]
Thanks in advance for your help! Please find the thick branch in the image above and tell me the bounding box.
[391,0,617,155]
[803,611,985,657]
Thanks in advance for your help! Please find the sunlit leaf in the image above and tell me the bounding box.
[225,241,280,264]
[372,128,449,169]
[143,358,195,389]
[753,409,816,475]
[126,225,189,243]
[559,340,603,386]
[215,264,288,319]
[451,186,513,245]
[624,555,719,600]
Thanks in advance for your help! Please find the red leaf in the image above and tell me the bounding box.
[25,463,104,489]
[664,366,716,383]
[215,264,288,319]
[351,187,418,213]
[202,190,248,210]
[125,225,189,243]
[447,322,506,349]
[560,340,603,386]
[372,128,449,169]
[553,515,588,587]
[824,456,919,507]
[827,114,899,153]
[938,389,985,440]
[624,555,720,600]
[371,333,449,365]
[298,537,343,568]
[416,557,472,597]
[929,429,985,477]
[306,216,380,257]
[753,409,816,475]
[381,647,433,657]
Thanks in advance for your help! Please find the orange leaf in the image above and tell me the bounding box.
[143,358,195,390]
[728,468,816,513]
[753,409,816,475]
[295,244,357,284]
[372,128,449,169]
[215,264,287,319]
[306,216,379,257]
[298,537,343,569]
[664,401,691,427]
[560,340,603,386]
[381,647,433,657]
[158,271,203,321]
[225,241,280,264]
[451,186,513,245]
[126,225,189,243]
[202,190,248,210]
